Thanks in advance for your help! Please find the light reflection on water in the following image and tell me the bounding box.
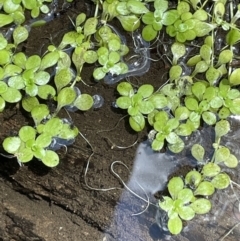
[104,116,240,241]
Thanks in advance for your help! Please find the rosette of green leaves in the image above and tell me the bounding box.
[0,80,22,111]
[216,79,240,118]
[59,13,98,78]
[184,82,218,127]
[0,25,29,66]
[101,0,120,22]
[2,125,60,167]
[142,0,179,41]
[166,2,215,42]
[116,82,152,131]
[36,117,79,142]
[10,52,55,98]
[150,110,184,153]
[21,0,53,18]
[159,176,211,235]
[0,1,25,26]
[115,0,149,31]
[93,46,128,81]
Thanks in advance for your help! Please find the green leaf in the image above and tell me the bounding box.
[224,154,238,168]
[126,0,149,14]
[142,24,157,41]
[211,173,230,189]
[3,136,21,154]
[19,126,36,142]
[16,147,33,163]
[185,170,202,187]
[38,85,56,99]
[192,82,206,101]
[0,14,14,27]
[83,50,98,64]
[215,146,230,163]
[116,96,131,109]
[191,144,205,162]
[177,188,194,204]
[22,96,39,112]
[194,181,215,196]
[83,17,98,36]
[203,86,216,101]
[159,196,174,212]
[116,15,140,32]
[13,25,29,46]
[202,162,221,177]
[35,133,52,148]
[148,94,168,109]
[76,13,86,26]
[217,50,233,66]
[142,12,154,25]
[151,138,164,151]
[25,55,41,70]
[168,216,182,235]
[202,111,216,125]
[226,29,240,45]
[178,206,195,221]
[169,65,182,81]
[138,84,154,98]
[129,114,145,132]
[54,68,74,93]
[1,87,22,103]
[194,21,216,37]
[40,51,60,70]
[187,55,201,66]
[206,67,221,85]
[138,101,154,114]
[0,96,5,111]
[166,132,180,144]
[0,49,11,65]
[168,177,184,200]
[12,52,26,68]
[168,139,184,153]
[8,76,24,89]
[229,68,240,86]
[200,44,212,62]
[35,71,50,85]
[58,123,78,140]
[56,87,76,112]
[41,150,59,167]
[230,98,240,115]
[43,117,63,137]
[31,104,50,126]
[26,84,38,97]
[74,94,93,111]
[0,81,8,94]
[190,198,211,214]
[185,97,198,111]
[215,120,230,138]
[193,9,208,21]
[93,67,106,81]
[162,10,179,25]
[171,43,185,63]
[175,123,192,136]
[218,107,230,119]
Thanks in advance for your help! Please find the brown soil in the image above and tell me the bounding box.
[1,1,240,241]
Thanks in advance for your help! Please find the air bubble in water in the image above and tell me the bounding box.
[93,94,104,109]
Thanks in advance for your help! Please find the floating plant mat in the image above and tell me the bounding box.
[104,116,240,241]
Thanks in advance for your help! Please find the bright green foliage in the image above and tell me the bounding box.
[142,0,178,41]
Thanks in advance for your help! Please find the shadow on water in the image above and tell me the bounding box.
[104,117,240,241]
